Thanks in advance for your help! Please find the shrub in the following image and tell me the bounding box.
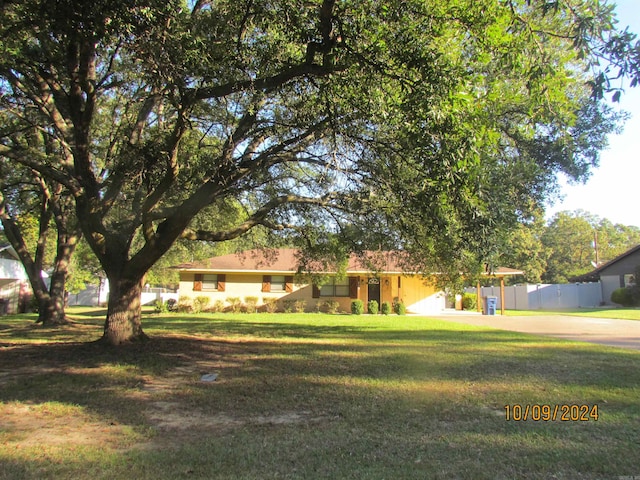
[393,299,406,315]
[154,300,168,314]
[611,287,637,307]
[244,296,259,313]
[293,299,307,313]
[351,299,364,315]
[194,296,210,313]
[211,299,226,313]
[381,301,391,315]
[176,296,195,313]
[283,299,296,313]
[192,298,203,313]
[279,299,308,313]
[195,296,210,308]
[320,299,340,314]
[262,297,278,313]
[226,297,242,313]
[367,300,379,315]
[461,293,477,310]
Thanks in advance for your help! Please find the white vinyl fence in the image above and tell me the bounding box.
[67,281,178,307]
[465,283,603,310]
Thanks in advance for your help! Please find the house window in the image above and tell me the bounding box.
[624,274,636,287]
[271,275,286,292]
[320,277,350,297]
[202,274,218,291]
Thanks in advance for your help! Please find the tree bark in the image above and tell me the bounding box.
[36,222,79,326]
[38,270,67,325]
[101,276,149,345]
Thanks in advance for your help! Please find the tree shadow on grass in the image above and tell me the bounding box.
[1,322,639,410]
[1,322,640,479]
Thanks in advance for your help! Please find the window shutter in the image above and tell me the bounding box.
[217,274,226,292]
[285,276,293,293]
[312,284,321,298]
[193,274,203,292]
[349,276,359,299]
[262,275,271,293]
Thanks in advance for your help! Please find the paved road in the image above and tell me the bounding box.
[430,313,640,351]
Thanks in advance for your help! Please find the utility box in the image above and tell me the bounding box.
[483,296,498,315]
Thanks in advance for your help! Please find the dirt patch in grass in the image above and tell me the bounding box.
[146,401,326,431]
[0,331,329,452]
[1,403,132,450]
[135,350,331,443]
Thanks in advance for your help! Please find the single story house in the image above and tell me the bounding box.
[174,248,446,314]
[573,243,640,305]
[0,244,31,314]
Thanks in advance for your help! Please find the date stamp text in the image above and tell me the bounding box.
[504,404,599,421]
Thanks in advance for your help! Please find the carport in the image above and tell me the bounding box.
[475,266,524,315]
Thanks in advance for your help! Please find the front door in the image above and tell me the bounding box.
[368,278,381,307]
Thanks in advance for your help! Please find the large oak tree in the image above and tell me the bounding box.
[0,0,637,344]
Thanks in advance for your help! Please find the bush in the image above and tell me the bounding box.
[381,301,391,315]
[282,299,306,313]
[393,299,406,315]
[226,297,242,313]
[293,299,307,313]
[611,287,638,307]
[262,297,278,313]
[320,299,340,314]
[195,296,210,310]
[176,296,195,313]
[244,296,259,313]
[211,299,226,313]
[367,300,379,315]
[351,299,364,315]
[154,300,168,313]
[461,293,477,310]
[283,299,295,313]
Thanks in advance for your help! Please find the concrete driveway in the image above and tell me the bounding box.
[430,312,640,351]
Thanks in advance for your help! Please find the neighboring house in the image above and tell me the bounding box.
[174,248,446,314]
[573,244,640,305]
[0,244,31,314]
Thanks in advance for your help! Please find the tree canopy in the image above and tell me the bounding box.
[494,209,640,284]
[0,0,638,344]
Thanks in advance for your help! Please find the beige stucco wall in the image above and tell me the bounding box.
[178,272,445,314]
[179,272,341,311]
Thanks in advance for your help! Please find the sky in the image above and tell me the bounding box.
[544,0,640,228]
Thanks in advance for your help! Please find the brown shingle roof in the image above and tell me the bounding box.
[173,248,407,274]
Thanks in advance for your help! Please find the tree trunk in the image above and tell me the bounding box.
[38,269,68,325]
[37,230,78,326]
[101,276,148,345]
[37,297,67,325]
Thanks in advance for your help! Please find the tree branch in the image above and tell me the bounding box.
[188,63,342,103]
[180,194,337,242]
[0,144,82,196]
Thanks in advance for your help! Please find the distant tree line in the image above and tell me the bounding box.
[496,209,640,284]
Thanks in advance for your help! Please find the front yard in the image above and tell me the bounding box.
[1,309,639,479]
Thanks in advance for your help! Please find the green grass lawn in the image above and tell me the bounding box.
[1,309,640,479]
[506,307,640,320]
